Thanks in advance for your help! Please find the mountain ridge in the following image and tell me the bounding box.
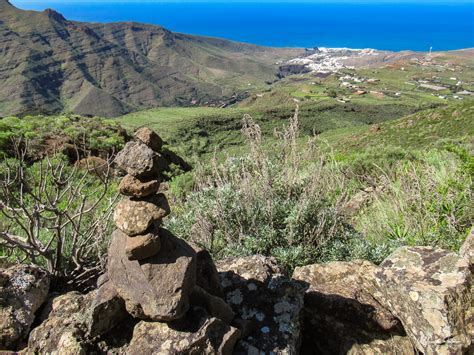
[0,1,303,117]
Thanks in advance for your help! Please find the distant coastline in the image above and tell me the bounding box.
[11,1,474,51]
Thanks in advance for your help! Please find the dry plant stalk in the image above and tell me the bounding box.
[0,139,118,288]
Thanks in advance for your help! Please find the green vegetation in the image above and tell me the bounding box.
[165,103,473,271]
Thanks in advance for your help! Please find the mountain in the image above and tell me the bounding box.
[0,0,303,117]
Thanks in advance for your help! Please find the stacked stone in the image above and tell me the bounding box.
[113,127,168,262]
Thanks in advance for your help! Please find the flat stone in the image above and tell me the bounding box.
[0,265,50,350]
[217,255,304,354]
[118,174,160,198]
[293,260,409,354]
[125,231,161,261]
[373,246,472,354]
[127,307,240,355]
[113,193,170,236]
[134,127,163,152]
[108,228,196,321]
[114,141,157,178]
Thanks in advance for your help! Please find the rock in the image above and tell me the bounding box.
[190,286,235,324]
[28,292,91,354]
[114,141,162,178]
[113,193,170,236]
[0,265,50,350]
[108,228,196,321]
[293,260,408,355]
[125,230,161,261]
[190,242,223,297]
[217,255,304,354]
[118,174,160,198]
[127,307,240,355]
[75,156,111,177]
[134,127,163,152]
[348,336,415,355]
[373,246,472,354]
[88,281,128,337]
[460,227,474,271]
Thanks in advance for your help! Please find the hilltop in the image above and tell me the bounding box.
[0,0,302,117]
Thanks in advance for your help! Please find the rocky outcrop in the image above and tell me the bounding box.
[217,255,305,354]
[293,260,413,354]
[0,265,50,350]
[372,246,472,354]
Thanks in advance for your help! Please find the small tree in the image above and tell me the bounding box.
[0,140,118,289]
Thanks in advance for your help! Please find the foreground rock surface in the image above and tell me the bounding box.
[128,307,239,355]
[0,265,50,350]
[108,228,197,321]
[293,260,412,355]
[373,246,472,354]
[217,255,304,354]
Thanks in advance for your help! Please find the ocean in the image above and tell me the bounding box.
[10,1,474,51]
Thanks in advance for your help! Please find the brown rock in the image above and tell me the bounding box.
[108,228,196,321]
[118,175,160,198]
[293,260,408,354]
[127,307,240,355]
[88,281,128,337]
[0,265,50,350]
[348,336,415,355]
[190,242,223,297]
[134,127,163,152]
[373,246,472,354]
[125,231,161,261]
[114,141,162,178]
[190,286,235,324]
[113,193,170,236]
[460,227,474,272]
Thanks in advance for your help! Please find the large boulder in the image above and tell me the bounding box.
[217,255,304,354]
[108,228,197,321]
[28,292,92,354]
[118,174,161,198]
[127,306,240,355]
[373,246,472,354]
[113,193,170,236]
[0,265,50,350]
[293,260,412,354]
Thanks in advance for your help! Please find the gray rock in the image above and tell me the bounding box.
[118,174,160,198]
[217,255,304,354]
[114,141,157,178]
[127,307,240,355]
[134,127,163,152]
[113,193,170,236]
[108,228,196,321]
[373,246,472,354]
[293,260,411,355]
[125,230,161,261]
[0,265,50,350]
[28,292,91,354]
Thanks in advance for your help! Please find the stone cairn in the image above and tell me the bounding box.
[100,127,240,353]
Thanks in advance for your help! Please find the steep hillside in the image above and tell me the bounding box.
[0,0,302,117]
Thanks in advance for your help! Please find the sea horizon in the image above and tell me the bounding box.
[10,1,474,51]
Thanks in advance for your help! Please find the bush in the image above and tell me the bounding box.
[166,109,381,272]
